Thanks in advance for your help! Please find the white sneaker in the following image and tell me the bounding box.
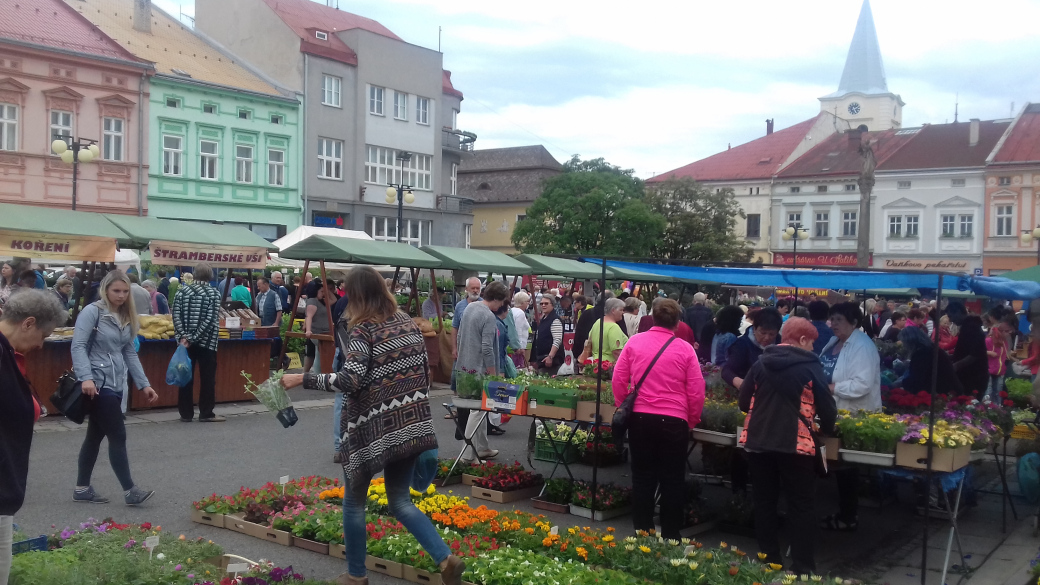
[477,449,499,459]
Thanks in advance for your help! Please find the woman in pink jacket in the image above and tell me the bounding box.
[612,298,704,539]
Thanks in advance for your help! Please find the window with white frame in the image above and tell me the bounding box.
[814,212,829,237]
[897,180,911,189]
[393,91,408,120]
[951,178,965,187]
[416,97,429,125]
[996,205,1013,236]
[364,146,432,190]
[960,214,973,237]
[102,117,124,161]
[464,224,471,249]
[50,110,72,144]
[268,148,284,186]
[787,212,801,226]
[318,138,342,179]
[369,86,384,115]
[999,177,1011,186]
[842,211,857,236]
[367,217,430,247]
[516,214,527,223]
[789,186,801,193]
[745,214,761,238]
[236,145,253,183]
[905,215,919,237]
[322,75,341,107]
[450,162,457,196]
[162,135,182,176]
[844,184,857,191]
[816,185,827,193]
[941,214,956,237]
[0,103,17,151]
[451,108,458,129]
[889,215,903,236]
[199,140,218,180]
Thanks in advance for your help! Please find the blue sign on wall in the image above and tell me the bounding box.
[313,215,344,228]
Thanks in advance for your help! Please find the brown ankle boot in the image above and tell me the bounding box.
[439,554,466,585]
[335,573,368,585]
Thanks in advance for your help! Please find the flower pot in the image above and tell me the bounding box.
[293,537,329,555]
[568,503,630,521]
[190,507,225,528]
[223,513,292,546]
[691,429,738,446]
[839,449,895,467]
[365,555,404,578]
[471,483,544,503]
[433,475,462,487]
[531,497,570,514]
[276,406,298,428]
[402,564,438,584]
[895,443,970,472]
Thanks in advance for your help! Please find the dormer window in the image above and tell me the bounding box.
[315,31,328,41]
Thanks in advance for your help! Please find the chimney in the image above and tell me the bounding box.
[133,0,151,34]
[766,119,774,136]
[848,127,863,149]
[969,118,980,147]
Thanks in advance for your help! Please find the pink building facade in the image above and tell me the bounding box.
[0,0,153,214]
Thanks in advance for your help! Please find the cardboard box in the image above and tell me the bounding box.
[575,401,616,423]
[329,544,346,560]
[822,437,841,461]
[365,555,404,578]
[189,507,225,529]
[402,565,438,584]
[293,538,329,555]
[527,385,578,409]
[223,513,293,546]
[895,443,970,472]
[471,484,544,504]
[461,474,479,486]
[481,381,529,415]
[528,403,576,420]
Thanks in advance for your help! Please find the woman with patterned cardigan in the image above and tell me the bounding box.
[282,266,465,585]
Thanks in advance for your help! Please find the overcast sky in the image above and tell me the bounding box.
[155,0,1040,179]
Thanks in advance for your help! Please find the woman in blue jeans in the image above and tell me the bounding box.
[283,266,464,585]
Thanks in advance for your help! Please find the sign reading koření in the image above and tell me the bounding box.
[150,241,267,269]
[0,229,116,262]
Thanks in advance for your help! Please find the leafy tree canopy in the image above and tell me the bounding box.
[645,177,753,263]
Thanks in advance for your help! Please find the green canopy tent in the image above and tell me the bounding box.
[102,215,277,251]
[515,254,609,280]
[0,202,133,246]
[999,264,1040,284]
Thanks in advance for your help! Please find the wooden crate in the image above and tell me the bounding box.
[189,507,225,529]
[365,555,404,578]
[223,513,292,546]
[471,484,543,503]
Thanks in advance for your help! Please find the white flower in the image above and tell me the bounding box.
[156,553,165,560]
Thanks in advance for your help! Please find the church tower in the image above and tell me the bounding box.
[819,0,904,131]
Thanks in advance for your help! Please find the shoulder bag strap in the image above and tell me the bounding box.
[633,336,677,394]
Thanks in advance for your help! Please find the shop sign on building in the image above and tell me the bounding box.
[881,258,971,272]
[772,252,870,267]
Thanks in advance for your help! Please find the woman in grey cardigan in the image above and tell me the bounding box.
[71,270,158,506]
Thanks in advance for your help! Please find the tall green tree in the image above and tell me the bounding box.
[512,156,665,257]
[645,177,753,262]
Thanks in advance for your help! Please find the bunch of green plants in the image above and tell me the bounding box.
[1006,378,1034,409]
[280,313,305,356]
[542,478,574,504]
[576,386,614,403]
[695,401,746,434]
[836,414,907,453]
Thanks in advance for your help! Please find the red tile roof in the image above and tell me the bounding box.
[991,104,1040,165]
[0,0,141,63]
[778,127,913,178]
[882,120,1010,170]
[647,115,821,183]
[442,70,462,99]
[262,0,400,66]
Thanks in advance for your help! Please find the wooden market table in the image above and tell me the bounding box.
[29,337,273,413]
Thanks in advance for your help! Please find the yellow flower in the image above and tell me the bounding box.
[688,562,699,570]
[720,541,728,549]
[602,535,614,542]
[667,539,679,546]
[758,552,768,560]
[670,558,683,567]
[681,538,691,545]
[625,544,636,551]
[624,536,637,543]
[639,545,651,553]
[769,563,783,571]
[705,553,713,560]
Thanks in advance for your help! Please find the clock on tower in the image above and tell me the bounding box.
[847,102,861,115]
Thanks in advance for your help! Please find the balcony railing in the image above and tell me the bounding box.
[442,127,477,152]
[438,195,475,214]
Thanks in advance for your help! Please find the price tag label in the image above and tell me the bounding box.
[225,317,241,329]
[279,475,290,485]
[684,545,697,556]
[550,526,559,536]
[144,536,160,550]
[227,563,250,574]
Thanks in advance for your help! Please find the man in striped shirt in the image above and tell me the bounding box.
[172,263,224,423]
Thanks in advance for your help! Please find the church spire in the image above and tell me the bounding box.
[836,0,888,96]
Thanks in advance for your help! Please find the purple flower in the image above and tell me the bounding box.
[95,524,107,533]
[174,564,182,571]
[187,575,194,580]
[60,529,75,540]
[124,539,136,549]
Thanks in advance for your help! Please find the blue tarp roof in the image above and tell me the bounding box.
[578,258,1040,301]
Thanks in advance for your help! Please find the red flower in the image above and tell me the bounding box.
[999,391,1009,398]
[1004,400,1014,407]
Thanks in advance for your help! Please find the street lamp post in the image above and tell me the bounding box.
[51,136,99,211]
[782,222,810,302]
[1020,226,1040,265]
[384,151,415,244]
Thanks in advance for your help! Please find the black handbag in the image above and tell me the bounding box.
[611,337,676,444]
[49,307,100,424]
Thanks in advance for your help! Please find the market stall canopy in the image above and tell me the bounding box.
[0,203,129,262]
[272,225,372,251]
[516,254,615,280]
[420,246,534,274]
[999,264,1040,284]
[279,235,442,268]
[104,215,276,270]
[581,259,1040,301]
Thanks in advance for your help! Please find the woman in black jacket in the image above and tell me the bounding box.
[897,325,963,395]
[532,296,563,374]
[947,302,988,396]
[0,290,68,583]
[738,317,837,574]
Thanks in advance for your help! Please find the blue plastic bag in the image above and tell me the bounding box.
[411,448,439,491]
[166,345,192,387]
[1019,452,1040,504]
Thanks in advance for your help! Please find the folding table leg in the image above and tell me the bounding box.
[444,403,486,476]
[939,475,968,585]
